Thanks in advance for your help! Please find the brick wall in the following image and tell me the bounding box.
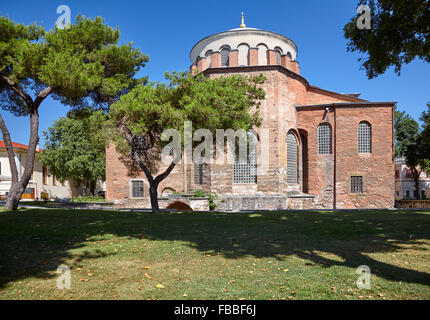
[105,64,394,209]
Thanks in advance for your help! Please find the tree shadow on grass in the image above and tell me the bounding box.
[0,208,429,290]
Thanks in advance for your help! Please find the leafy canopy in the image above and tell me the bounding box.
[0,14,149,113]
[344,0,430,79]
[109,71,266,175]
[37,108,107,186]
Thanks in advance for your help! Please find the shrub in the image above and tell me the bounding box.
[40,192,49,201]
[191,189,206,198]
[208,193,217,211]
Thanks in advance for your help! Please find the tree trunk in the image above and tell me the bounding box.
[90,180,96,196]
[133,155,177,213]
[4,107,40,210]
[149,182,160,212]
[414,178,421,200]
[412,168,422,200]
[0,78,52,210]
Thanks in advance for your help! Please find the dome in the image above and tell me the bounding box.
[190,27,298,66]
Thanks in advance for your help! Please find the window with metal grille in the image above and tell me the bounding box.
[194,163,203,185]
[131,180,144,197]
[233,157,257,184]
[287,132,298,184]
[318,123,332,154]
[221,48,230,66]
[358,121,371,153]
[233,132,257,184]
[350,176,363,193]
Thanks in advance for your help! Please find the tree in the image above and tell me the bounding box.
[109,71,266,212]
[344,0,430,79]
[420,102,430,146]
[0,15,148,210]
[394,106,430,199]
[37,108,107,196]
[394,106,420,157]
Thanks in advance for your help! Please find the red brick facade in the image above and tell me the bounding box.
[106,30,395,210]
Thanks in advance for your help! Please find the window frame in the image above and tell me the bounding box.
[358,121,372,154]
[220,45,230,67]
[286,131,298,184]
[317,123,332,155]
[42,165,48,185]
[130,179,145,198]
[350,175,364,194]
[233,131,258,184]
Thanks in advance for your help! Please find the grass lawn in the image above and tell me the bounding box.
[0,208,429,300]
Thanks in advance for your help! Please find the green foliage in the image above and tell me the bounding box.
[420,102,430,147]
[208,193,217,211]
[344,0,430,79]
[190,189,206,198]
[394,106,420,157]
[37,108,107,189]
[0,14,148,113]
[71,196,106,203]
[109,71,266,176]
[395,105,430,199]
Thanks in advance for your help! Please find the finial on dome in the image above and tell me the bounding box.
[240,12,246,28]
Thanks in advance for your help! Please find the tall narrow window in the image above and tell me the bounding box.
[350,176,363,193]
[318,123,332,154]
[233,131,257,184]
[220,47,230,67]
[194,163,203,185]
[286,131,298,184]
[42,165,48,185]
[358,121,371,153]
[205,50,213,68]
[275,50,281,64]
[131,180,144,198]
[274,47,282,65]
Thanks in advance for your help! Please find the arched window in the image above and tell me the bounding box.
[358,121,371,153]
[257,43,268,65]
[317,123,332,154]
[286,52,292,59]
[233,130,257,184]
[237,43,249,66]
[220,46,230,67]
[286,131,298,184]
[205,50,213,68]
[274,47,283,65]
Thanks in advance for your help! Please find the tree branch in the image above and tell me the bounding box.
[154,161,176,185]
[0,74,33,107]
[133,153,154,184]
[34,86,54,108]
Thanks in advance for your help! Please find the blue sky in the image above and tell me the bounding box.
[1,0,429,146]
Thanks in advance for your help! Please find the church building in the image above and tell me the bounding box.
[106,16,395,210]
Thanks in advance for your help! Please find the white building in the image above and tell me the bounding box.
[0,140,71,200]
[395,158,430,200]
